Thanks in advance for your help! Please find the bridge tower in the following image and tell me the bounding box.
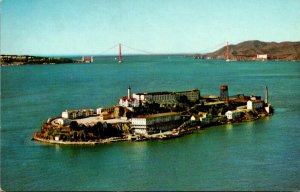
[118,43,122,64]
[226,42,229,62]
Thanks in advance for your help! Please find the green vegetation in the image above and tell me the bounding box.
[38,121,124,142]
[0,55,76,66]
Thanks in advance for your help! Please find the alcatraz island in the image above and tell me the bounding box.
[33,85,273,144]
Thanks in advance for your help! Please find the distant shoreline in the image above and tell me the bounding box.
[1,54,299,67]
[0,55,79,66]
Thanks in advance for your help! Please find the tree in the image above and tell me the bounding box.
[70,121,79,131]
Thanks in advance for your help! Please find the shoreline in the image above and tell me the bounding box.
[32,114,270,145]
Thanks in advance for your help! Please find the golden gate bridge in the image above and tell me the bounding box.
[82,42,231,64]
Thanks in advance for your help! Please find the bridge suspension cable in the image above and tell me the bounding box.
[97,43,119,55]
[121,43,153,55]
[199,42,226,53]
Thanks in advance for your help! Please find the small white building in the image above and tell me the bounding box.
[247,100,264,110]
[265,104,272,114]
[55,136,60,141]
[56,118,71,126]
[225,110,242,120]
[191,115,201,121]
[62,110,78,119]
[257,54,268,60]
[197,112,212,125]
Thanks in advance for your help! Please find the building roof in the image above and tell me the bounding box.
[226,110,241,113]
[133,112,180,119]
[120,96,136,102]
[133,89,199,96]
[248,100,263,103]
[134,91,175,96]
[176,89,199,93]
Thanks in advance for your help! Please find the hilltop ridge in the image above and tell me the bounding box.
[202,40,300,61]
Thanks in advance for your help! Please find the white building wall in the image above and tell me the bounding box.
[62,111,69,119]
[225,110,241,120]
[247,100,263,110]
[257,54,268,59]
[131,113,180,134]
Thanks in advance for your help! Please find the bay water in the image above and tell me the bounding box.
[1,56,300,190]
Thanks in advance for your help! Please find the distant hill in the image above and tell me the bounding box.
[203,40,300,61]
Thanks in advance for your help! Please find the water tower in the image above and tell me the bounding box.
[220,84,229,101]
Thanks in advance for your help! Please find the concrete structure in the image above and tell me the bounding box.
[131,112,181,135]
[225,110,242,120]
[247,100,264,110]
[133,89,200,104]
[62,109,94,119]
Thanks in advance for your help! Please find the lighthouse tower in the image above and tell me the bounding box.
[128,86,131,98]
[264,86,268,104]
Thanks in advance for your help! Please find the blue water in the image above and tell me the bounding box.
[1,57,300,191]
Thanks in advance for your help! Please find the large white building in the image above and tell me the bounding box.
[131,112,181,135]
[132,89,200,104]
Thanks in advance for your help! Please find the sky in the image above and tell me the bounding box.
[1,0,300,55]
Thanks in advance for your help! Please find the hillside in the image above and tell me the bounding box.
[203,40,300,61]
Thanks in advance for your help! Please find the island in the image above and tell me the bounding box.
[0,55,78,66]
[32,85,273,145]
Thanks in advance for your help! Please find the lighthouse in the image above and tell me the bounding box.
[264,86,268,104]
[128,86,131,98]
